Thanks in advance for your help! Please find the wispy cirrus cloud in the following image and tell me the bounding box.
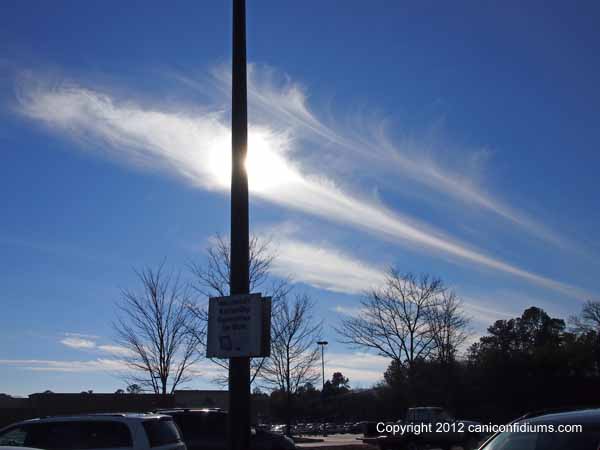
[269,234,564,326]
[331,305,367,317]
[97,345,135,357]
[13,68,592,299]
[271,238,386,295]
[0,358,129,373]
[331,293,515,327]
[268,228,588,299]
[58,333,133,357]
[0,357,224,387]
[206,65,577,253]
[462,301,516,326]
[60,336,96,349]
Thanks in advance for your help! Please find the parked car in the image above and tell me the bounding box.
[0,447,44,450]
[269,425,286,435]
[376,407,481,450]
[305,422,322,435]
[0,413,185,450]
[479,408,600,450]
[351,422,366,434]
[154,409,295,450]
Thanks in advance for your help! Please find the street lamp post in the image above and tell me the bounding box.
[229,2,250,450]
[317,341,328,437]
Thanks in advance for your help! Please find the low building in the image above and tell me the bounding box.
[173,390,229,409]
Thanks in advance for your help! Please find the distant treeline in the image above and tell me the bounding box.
[264,304,600,424]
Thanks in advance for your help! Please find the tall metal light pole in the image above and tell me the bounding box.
[229,1,250,450]
[317,341,328,437]
[317,341,328,390]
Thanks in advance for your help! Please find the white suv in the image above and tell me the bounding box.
[0,413,187,450]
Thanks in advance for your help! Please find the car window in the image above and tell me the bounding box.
[84,421,132,448]
[483,431,600,450]
[0,426,28,446]
[538,431,600,450]
[484,432,538,450]
[143,418,182,447]
[32,421,132,450]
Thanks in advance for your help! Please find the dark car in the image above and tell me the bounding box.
[478,408,600,450]
[0,413,185,450]
[376,407,481,450]
[155,409,296,450]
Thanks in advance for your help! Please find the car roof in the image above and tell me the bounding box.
[408,407,443,411]
[155,408,225,414]
[8,413,171,426]
[524,408,600,425]
[0,447,45,450]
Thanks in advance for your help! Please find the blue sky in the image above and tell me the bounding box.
[1,1,599,396]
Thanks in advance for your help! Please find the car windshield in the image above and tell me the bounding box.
[483,430,600,450]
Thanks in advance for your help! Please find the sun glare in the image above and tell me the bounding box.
[246,131,299,192]
[208,129,299,193]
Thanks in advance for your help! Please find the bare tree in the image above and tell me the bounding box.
[427,291,470,365]
[260,293,322,436]
[426,290,470,404]
[188,234,290,386]
[189,234,275,297]
[336,269,444,373]
[114,264,202,394]
[126,384,143,394]
[569,300,600,334]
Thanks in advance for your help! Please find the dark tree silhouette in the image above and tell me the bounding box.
[260,293,322,436]
[188,234,290,386]
[427,291,470,365]
[569,300,600,334]
[126,383,143,394]
[114,264,202,394]
[336,270,447,374]
[323,372,351,398]
[189,234,275,298]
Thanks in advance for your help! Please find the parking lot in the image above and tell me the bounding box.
[295,434,467,450]
[295,433,372,449]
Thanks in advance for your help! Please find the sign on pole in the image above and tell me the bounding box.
[206,293,271,358]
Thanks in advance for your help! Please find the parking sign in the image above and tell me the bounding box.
[206,293,271,358]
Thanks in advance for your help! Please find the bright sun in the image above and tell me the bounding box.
[208,129,299,193]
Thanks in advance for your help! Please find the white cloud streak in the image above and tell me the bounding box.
[209,65,576,252]
[14,72,591,299]
[272,238,386,294]
[97,345,135,357]
[331,305,368,317]
[58,334,134,357]
[60,337,96,349]
[0,358,224,387]
[462,301,516,326]
[0,358,129,373]
[326,352,389,386]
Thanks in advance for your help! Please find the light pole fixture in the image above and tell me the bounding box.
[316,341,328,390]
[317,341,328,437]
